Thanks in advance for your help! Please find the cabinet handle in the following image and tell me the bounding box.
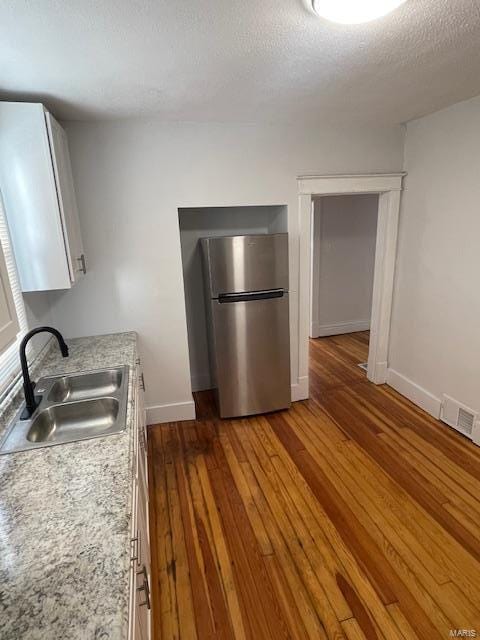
[135,357,141,365]
[136,565,151,609]
[140,373,145,392]
[130,532,139,563]
[76,254,87,274]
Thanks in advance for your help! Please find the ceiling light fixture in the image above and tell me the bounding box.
[312,0,407,24]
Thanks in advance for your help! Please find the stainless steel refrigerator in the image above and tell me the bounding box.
[201,233,290,418]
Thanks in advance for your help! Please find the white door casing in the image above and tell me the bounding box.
[297,173,405,393]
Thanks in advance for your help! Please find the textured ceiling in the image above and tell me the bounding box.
[1,0,480,124]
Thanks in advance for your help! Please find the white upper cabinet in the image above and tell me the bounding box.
[0,102,85,291]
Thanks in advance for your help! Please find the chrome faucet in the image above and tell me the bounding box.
[20,327,69,418]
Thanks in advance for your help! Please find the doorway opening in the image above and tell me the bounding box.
[310,193,379,375]
[297,173,404,394]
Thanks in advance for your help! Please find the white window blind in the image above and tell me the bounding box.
[0,191,29,399]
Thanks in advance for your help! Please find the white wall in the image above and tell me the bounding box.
[179,206,287,392]
[388,94,480,422]
[311,194,378,337]
[47,119,403,423]
[23,292,57,355]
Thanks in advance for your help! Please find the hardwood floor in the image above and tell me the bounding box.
[148,331,480,639]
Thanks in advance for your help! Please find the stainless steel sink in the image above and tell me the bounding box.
[0,366,129,454]
[47,369,124,403]
[27,398,120,443]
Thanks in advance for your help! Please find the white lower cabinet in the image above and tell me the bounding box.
[128,364,151,640]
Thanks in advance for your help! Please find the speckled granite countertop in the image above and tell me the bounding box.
[0,332,138,640]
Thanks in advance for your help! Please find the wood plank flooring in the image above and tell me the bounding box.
[148,331,480,639]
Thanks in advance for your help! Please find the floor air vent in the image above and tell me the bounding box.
[441,394,477,439]
[457,408,475,435]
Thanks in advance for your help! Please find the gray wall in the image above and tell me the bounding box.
[46,118,403,422]
[389,93,480,418]
[311,194,378,337]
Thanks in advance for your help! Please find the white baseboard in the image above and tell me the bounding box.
[146,399,196,425]
[386,368,441,419]
[311,320,370,338]
[147,382,309,423]
[472,420,480,446]
[367,360,388,385]
[291,376,309,402]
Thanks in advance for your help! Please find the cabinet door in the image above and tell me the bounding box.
[45,111,85,284]
[137,372,148,489]
[136,367,150,574]
[135,564,151,640]
[133,484,151,640]
[137,365,151,638]
[137,451,150,575]
[0,102,71,291]
[129,364,151,640]
[128,480,138,640]
[0,239,19,353]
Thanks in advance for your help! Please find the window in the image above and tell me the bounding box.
[0,191,29,399]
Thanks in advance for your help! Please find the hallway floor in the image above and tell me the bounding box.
[148,332,480,639]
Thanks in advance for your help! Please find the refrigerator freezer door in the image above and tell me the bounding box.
[211,293,291,418]
[201,234,289,297]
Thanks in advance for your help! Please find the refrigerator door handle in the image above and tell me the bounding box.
[218,289,285,304]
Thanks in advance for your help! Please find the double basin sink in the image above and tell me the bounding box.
[0,366,129,455]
